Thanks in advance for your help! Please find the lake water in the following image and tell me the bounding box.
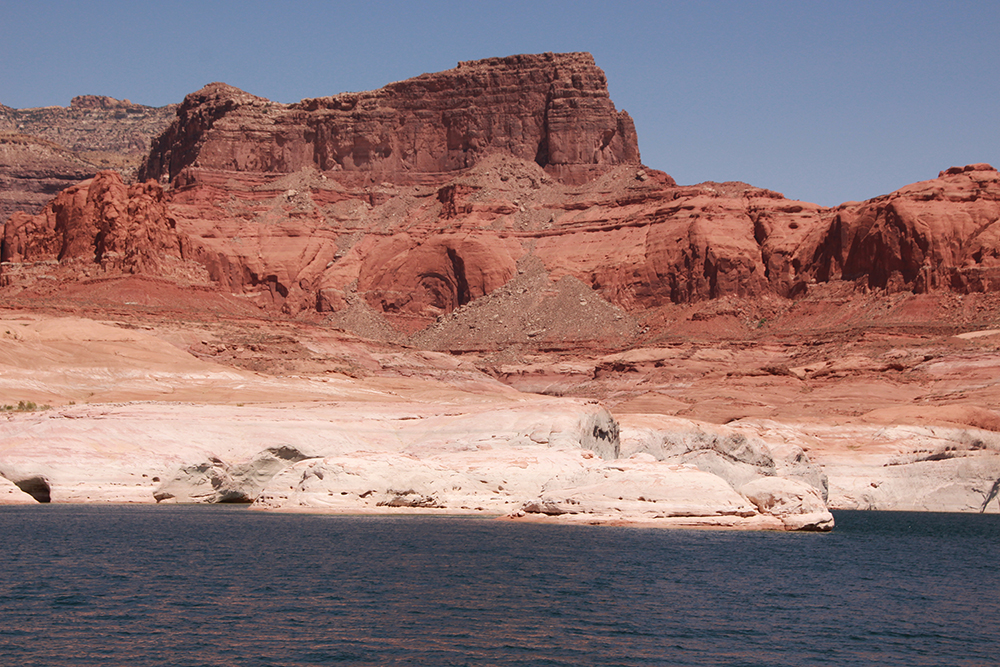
[0,506,997,666]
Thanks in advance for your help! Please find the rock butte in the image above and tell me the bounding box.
[1,52,999,526]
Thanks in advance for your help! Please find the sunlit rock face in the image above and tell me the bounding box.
[5,51,1000,334]
[2,56,1000,526]
[139,52,641,188]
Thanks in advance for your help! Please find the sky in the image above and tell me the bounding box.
[2,1,998,206]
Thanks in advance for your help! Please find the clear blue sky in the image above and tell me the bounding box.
[2,1,997,206]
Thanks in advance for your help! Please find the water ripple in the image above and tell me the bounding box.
[0,507,997,666]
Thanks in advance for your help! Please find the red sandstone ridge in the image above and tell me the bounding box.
[791,163,1000,294]
[139,52,640,188]
[3,53,1000,343]
[69,95,140,110]
[8,152,1000,335]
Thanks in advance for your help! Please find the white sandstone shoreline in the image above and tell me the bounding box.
[0,400,834,531]
[1,314,997,527]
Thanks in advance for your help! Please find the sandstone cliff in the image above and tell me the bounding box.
[139,52,640,187]
[12,154,998,337]
[3,54,1000,335]
[794,163,1000,294]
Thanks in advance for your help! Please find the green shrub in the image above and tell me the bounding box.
[1,401,46,412]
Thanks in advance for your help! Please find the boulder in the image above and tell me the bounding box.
[740,477,834,531]
[153,457,244,503]
[154,446,315,504]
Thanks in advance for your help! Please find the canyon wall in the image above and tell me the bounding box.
[2,54,1000,338]
[139,52,640,188]
[1,53,998,519]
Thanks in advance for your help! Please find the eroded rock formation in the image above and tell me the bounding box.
[140,52,640,187]
[0,96,176,222]
[795,163,1000,294]
[1,171,182,277]
[0,475,36,504]
[5,53,1000,523]
[4,55,1000,341]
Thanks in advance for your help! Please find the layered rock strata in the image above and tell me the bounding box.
[4,56,1000,339]
[139,53,640,187]
[6,308,1000,519]
[0,134,98,224]
[7,155,1000,338]
[2,55,1000,522]
[794,163,1000,294]
[1,95,176,156]
[0,96,176,222]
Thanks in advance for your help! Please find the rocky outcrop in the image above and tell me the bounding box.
[0,97,176,222]
[5,294,1000,520]
[0,326,833,529]
[1,170,182,277]
[620,415,828,500]
[524,162,1000,311]
[253,449,788,527]
[811,423,1000,512]
[740,477,833,531]
[0,475,39,504]
[140,53,640,187]
[154,446,315,504]
[791,163,1000,294]
[512,456,760,521]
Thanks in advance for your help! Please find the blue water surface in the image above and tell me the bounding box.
[0,506,997,666]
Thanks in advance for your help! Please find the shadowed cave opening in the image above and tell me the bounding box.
[14,476,51,503]
[535,136,549,168]
[446,248,471,307]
